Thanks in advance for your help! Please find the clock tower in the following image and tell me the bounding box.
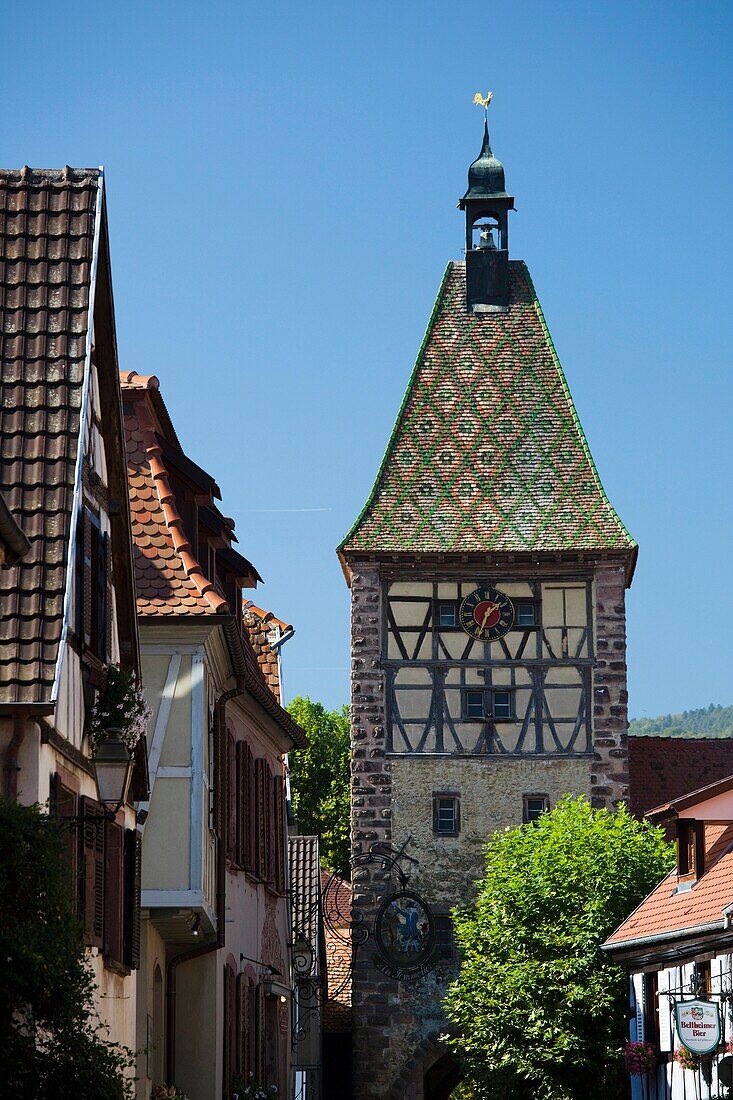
[338,105,636,1100]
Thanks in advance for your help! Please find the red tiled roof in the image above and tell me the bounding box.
[242,603,293,703]
[321,870,352,1032]
[123,376,229,616]
[628,736,733,821]
[605,829,733,948]
[0,168,100,703]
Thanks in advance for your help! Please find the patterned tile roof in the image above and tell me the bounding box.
[0,168,100,703]
[289,834,321,975]
[340,261,635,562]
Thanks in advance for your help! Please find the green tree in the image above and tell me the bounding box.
[0,796,133,1098]
[286,697,350,876]
[444,797,674,1100]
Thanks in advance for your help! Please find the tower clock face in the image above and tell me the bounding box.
[459,587,515,641]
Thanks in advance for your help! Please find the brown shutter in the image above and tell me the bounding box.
[246,744,255,873]
[50,772,79,907]
[223,964,236,1093]
[255,759,266,880]
[247,978,257,1082]
[104,820,124,965]
[80,795,105,948]
[226,733,236,861]
[124,828,142,969]
[266,765,275,887]
[236,971,246,1076]
[256,981,266,1082]
[95,528,107,660]
[236,741,245,868]
[273,775,284,894]
[695,821,706,878]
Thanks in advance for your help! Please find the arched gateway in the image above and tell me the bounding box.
[338,99,635,1100]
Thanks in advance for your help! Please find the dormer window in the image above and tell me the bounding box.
[677,819,705,880]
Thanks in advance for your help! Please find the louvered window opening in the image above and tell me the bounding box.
[75,507,112,662]
[51,775,141,972]
[229,740,286,894]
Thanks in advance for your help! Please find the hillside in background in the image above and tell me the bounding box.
[629,703,733,739]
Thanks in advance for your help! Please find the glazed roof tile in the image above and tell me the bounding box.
[0,168,99,703]
[340,261,635,562]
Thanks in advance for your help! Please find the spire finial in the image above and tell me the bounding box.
[473,90,493,120]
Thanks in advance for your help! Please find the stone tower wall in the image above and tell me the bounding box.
[348,559,630,1100]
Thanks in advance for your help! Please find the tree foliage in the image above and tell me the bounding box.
[629,701,733,738]
[444,797,674,1100]
[0,796,133,1098]
[286,697,350,876]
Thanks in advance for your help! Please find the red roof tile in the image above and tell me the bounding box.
[628,737,733,821]
[242,602,293,703]
[321,870,352,1032]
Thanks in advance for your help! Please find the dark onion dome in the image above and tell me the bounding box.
[463,119,511,200]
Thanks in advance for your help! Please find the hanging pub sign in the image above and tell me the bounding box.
[372,889,437,981]
[674,999,721,1055]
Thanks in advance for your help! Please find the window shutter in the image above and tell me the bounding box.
[51,773,79,907]
[255,759,266,880]
[74,514,84,642]
[256,981,266,1082]
[236,972,246,1076]
[80,796,105,948]
[226,732,236,861]
[236,741,246,868]
[95,527,107,660]
[266,764,275,887]
[432,795,439,834]
[246,744,255,873]
[82,510,93,648]
[124,828,142,969]
[103,530,113,661]
[104,820,124,965]
[223,964,236,1093]
[695,821,706,877]
[632,973,644,1041]
[658,968,672,1051]
[273,776,285,894]
[247,978,257,1082]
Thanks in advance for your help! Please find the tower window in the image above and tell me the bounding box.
[433,793,460,836]
[523,794,550,824]
[516,602,537,627]
[464,690,485,719]
[462,689,515,721]
[438,603,458,628]
[433,913,456,959]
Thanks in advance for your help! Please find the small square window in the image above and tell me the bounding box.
[492,691,513,719]
[516,603,536,627]
[433,794,460,836]
[465,690,485,719]
[523,794,549,824]
[438,604,457,628]
[434,913,456,959]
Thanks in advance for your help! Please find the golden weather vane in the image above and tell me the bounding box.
[473,91,493,117]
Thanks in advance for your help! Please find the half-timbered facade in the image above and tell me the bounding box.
[122,372,306,1100]
[0,167,146,1066]
[338,114,637,1099]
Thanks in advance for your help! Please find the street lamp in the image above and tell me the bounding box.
[94,728,134,816]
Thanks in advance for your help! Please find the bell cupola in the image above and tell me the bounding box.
[459,94,515,312]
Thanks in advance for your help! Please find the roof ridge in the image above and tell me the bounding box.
[337,261,453,552]
[134,397,228,614]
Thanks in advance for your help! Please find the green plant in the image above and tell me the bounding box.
[286,697,350,876]
[89,664,151,753]
[443,796,674,1100]
[0,796,134,1098]
[232,1073,278,1097]
[673,1045,702,1071]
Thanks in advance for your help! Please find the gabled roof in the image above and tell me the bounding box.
[340,261,636,574]
[122,373,259,616]
[604,832,733,951]
[242,602,293,703]
[647,773,733,822]
[0,169,131,705]
[122,372,306,749]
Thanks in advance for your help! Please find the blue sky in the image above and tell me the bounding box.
[8,0,732,716]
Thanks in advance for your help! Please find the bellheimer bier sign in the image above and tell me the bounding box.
[674,999,721,1055]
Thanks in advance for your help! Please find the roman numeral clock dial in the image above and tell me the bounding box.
[459,586,515,641]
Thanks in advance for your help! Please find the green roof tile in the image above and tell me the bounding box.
[340,260,635,557]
